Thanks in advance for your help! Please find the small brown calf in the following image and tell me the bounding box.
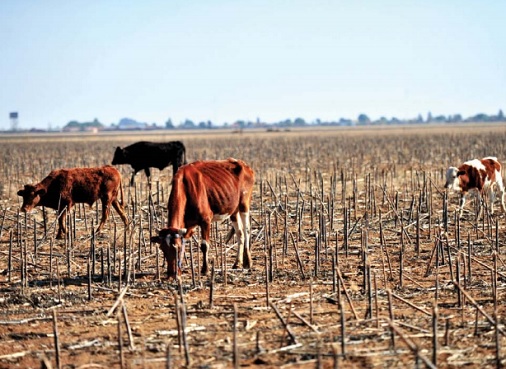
[18,165,128,238]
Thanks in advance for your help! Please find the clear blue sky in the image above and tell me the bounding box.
[1,1,505,130]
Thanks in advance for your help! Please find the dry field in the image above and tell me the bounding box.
[1,124,506,369]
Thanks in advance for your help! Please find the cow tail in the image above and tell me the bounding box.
[119,177,124,207]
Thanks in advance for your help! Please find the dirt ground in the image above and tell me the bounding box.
[1,125,506,369]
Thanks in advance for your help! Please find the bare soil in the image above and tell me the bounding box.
[1,125,506,369]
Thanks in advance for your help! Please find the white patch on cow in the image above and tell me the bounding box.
[483,156,498,161]
[483,172,495,190]
[212,213,230,222]
[467,158,497,191]
[464,159,486,171]
[445,167,461,191]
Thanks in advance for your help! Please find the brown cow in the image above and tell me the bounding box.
[445,156,506,217]
[150,158,255,279]
[17,165,128,239]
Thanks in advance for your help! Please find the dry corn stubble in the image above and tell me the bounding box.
[1,124,506,368]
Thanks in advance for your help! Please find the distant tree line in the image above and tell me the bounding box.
[13,109,505,133]
[63,118,103,131]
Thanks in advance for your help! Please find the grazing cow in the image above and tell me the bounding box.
[445,156,506,217]
[111,141,187,186]
[150,158,255,279]
[17,165,128,239]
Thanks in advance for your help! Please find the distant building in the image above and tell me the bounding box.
[62,125,80,132]
[84,126,99,134]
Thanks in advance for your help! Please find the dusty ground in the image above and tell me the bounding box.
[1,125,506,368]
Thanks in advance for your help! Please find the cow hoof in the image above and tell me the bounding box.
[232,262,250,270]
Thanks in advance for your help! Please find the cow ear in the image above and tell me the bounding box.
[457,170,466,177]
[36,189,46,196]
[150,235,162,244]
[17,189,24,196]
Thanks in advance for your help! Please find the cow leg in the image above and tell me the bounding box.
[459,192,468,218]
[200,240,210,275]
[231,213,244,269]
[112,200,128,226]
[487,187,495,215]
[492,178,506,214]
[475,191,484,219]
[231,212,252,270]
[56,208,68,239]
[96,200,111,235]
[241,211,252,269]
[130,172,136,187]
[200,222,211,274]
[233,212,252,269]
[498,180,506,213]
[144,168,151,188]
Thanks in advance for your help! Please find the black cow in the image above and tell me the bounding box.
[111,141,187,186]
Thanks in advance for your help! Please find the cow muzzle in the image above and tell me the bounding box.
[20,206,34,213]
[162,235,185,279]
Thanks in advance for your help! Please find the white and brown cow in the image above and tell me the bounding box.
[150,158,255,279]
[18,165,129,239]
[445,156,506,217]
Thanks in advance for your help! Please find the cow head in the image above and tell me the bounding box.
[111,147,126,165]
[445,167,465,191]
[17,185,46,212]
[150,227,188,279]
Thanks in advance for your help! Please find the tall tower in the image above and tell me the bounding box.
[9,112,19,131]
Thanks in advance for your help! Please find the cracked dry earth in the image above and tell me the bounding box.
[1,125,506,369]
